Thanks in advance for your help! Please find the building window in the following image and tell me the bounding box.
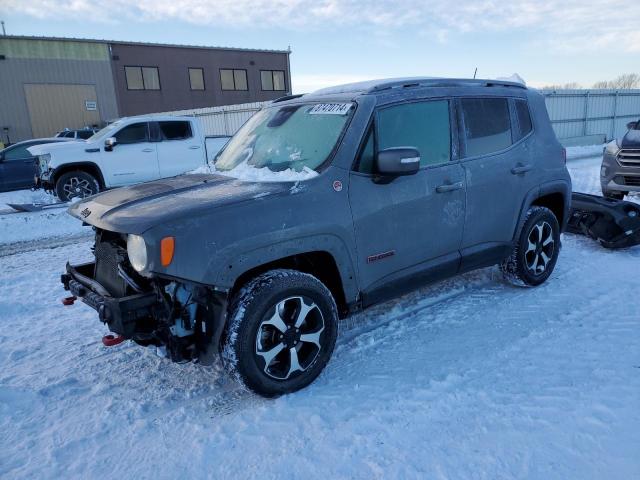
[125,66,160,90]
[189,68,205,90]
[220,69,248,91]
[261,70,286,91]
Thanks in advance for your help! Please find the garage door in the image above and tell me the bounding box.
[24,84,101,138]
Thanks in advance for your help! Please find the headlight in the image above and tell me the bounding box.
[127,234,148,272]
[38,154,51,172]
[604,140,620,157]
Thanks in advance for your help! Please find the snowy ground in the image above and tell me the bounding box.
[1,151,639,479]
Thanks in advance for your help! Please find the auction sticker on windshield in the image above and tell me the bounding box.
[308,103,352,115]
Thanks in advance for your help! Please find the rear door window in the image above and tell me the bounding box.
[115,123,149,144]
[461,98,512,157]
[159,121,193,140]
[514,99,533,139]
[77,130,94,139]
[377,100,451,168]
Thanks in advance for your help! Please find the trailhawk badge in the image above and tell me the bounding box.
[80,207,92,218]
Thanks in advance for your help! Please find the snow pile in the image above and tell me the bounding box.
[190,161,318,182]
[495,73,526,85]
[566,143,604,160]
[0,189,57,208]
[0,190,88,246]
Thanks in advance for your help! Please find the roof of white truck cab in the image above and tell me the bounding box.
[114,114,196,123]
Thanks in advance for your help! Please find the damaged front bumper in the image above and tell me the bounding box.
[62,262,160,337]
[61,261,228,363]
[567,192,640,249]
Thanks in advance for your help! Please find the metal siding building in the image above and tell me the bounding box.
[110,43,290,117]
[0,38,119,141]
[0,36,291,142]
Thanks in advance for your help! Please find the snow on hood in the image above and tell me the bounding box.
[495,73,526,85]
[27,140,85,156]
[190,161,318,182]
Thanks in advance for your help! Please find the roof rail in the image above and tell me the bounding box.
[365,77,526,93]
[272,94,305,103]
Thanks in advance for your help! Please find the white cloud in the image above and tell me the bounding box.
[5,0,640,53]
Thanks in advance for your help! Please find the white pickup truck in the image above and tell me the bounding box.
[30,115,229,201]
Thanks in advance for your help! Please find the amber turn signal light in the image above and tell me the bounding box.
[160,236,175,267]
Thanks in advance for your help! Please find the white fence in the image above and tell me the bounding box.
[160,90,640,145]
[541,89,640,144]
[159,101,269,136]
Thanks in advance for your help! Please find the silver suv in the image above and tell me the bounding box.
[601,119,640,199]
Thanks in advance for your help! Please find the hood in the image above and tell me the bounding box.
[67,173,292,234]
[620,129,640,149]
[27,140,86,156]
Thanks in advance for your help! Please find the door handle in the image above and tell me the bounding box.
[189,145,201,150]
[142,148,154,153]
[511,164,532,175]
[436,181,464,193]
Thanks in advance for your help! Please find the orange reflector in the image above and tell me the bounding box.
[160,236,175,267]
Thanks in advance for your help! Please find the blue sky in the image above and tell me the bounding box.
[2,0,639,92]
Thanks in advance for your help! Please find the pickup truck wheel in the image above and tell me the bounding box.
[222,269,338,397]
[500,206,560,287]
[56,170,100,202]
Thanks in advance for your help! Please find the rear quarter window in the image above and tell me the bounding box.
[461,98,512,157]
[514,99,533,139]
[159,121,193,140]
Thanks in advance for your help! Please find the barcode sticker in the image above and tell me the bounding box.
[308,103,352,115]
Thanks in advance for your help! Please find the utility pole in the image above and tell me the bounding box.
[1,21,5,36]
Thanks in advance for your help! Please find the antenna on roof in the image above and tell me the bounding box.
[473,67,477,79]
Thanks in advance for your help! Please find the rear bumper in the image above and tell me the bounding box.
[61,262,160,337]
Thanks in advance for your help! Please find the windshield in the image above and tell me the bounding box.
[87,121,122,142]
[214,102,354,174]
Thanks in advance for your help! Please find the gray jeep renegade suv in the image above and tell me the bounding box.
[62,78,571,396]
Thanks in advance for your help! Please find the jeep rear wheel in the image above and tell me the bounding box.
[501,206,560,287]
[56,170,100,202]
[222,269,338,397]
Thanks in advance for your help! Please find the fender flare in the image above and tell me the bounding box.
[51,162,106,188]
[209,233,360,305]
[512,179,571,241]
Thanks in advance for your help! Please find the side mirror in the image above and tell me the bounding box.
[627,121,638,131]
[375,147,421,177]
[104,137,117,151]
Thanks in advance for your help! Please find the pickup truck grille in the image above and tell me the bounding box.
[617,149,640,167]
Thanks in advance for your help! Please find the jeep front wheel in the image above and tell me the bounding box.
[222,269,338,397]
[56,170,100,202]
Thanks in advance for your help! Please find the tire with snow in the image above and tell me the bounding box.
[221,269,338,397]
[55,170,100,202]
[500,206,560,287]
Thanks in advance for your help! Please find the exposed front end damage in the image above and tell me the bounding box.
[567,192,640,249]
[61,229,228,363]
